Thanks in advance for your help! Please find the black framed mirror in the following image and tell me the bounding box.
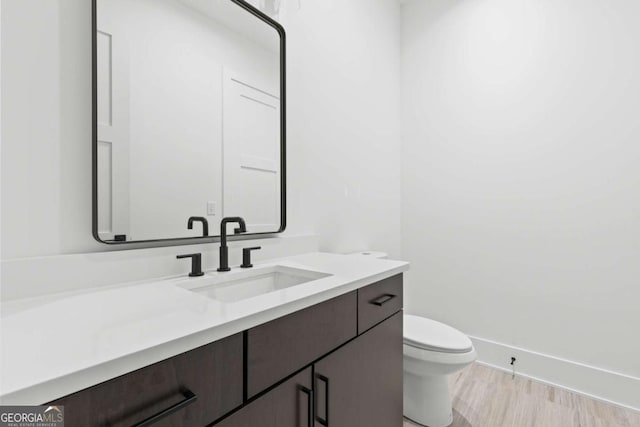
[92,0,286,245]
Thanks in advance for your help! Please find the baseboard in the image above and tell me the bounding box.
[469,335,640,412]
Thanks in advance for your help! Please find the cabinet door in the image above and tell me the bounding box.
[313,312,402,427]
[215,367,313,427]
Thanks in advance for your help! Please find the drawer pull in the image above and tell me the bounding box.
[299,385,314,427]
[315,374,330,426]
[132,389,197,427]
[370,294,396,306]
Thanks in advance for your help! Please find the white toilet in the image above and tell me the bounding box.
[403,314,477,427]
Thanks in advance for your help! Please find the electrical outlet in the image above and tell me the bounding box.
[207,201,216,216]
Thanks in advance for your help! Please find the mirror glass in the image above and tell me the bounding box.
[93,0,284,243]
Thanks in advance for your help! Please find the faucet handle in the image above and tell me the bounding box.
[177,253,204,277]
[241,247,262,269]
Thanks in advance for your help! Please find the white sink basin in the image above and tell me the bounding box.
[177,265,331,303]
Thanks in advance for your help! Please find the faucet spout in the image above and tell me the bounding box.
[188,216,209,237]
[217,217,247,272]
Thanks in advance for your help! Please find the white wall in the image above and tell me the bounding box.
[0,3,3,271]
[1,0,402,259]
[401,0,640,408]
[1,0,73,258]
[281,0,403,257]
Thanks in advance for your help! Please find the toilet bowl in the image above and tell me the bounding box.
[403,314,476,427]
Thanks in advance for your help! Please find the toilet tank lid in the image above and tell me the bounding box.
[348,251,388,259]
[403,314,473,353]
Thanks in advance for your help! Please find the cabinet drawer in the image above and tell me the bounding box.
[358,274,403,334]
[246,292,357,398]
[50,333,243,427]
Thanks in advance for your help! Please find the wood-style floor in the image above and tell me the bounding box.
[403,363,640,427]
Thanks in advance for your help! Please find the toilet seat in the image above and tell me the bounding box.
[404,314,473,354]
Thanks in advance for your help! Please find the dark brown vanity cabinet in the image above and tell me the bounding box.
[218,314,402,427]
[229,275,404,427]
[48,275,403,427]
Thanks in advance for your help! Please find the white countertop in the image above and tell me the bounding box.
[0,252,409,404]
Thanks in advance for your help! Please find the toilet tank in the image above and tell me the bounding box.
[349,251,388,259]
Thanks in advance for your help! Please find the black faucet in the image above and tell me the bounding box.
[188,216,209,237]
[177,253,204,277]
[217,217,247,272]
[241,247,262,268]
